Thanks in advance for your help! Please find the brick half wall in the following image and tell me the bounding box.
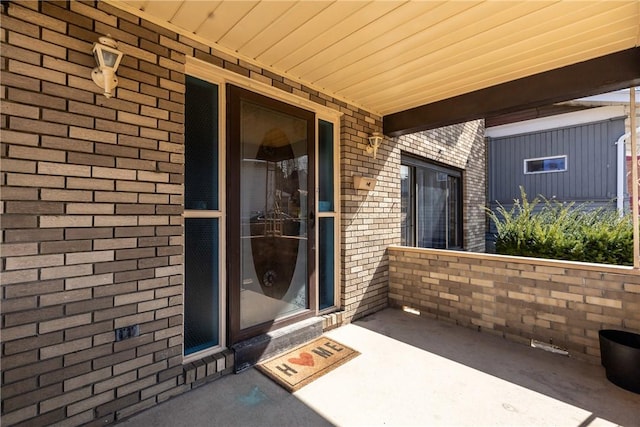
[388,246,640,363]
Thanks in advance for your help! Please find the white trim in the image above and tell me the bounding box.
[573,89,633,105]
[486,105,626,138]
[523,155,567,175]
[186,57,343,121]
[629,87,639,269]
[184,211,223,219]
[617,131,626,215]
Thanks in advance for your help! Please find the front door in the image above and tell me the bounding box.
[227,85,316,344]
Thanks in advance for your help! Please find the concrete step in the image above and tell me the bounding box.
[232,317,323,373]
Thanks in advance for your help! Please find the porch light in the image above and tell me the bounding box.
[367,132,384,159]
[91,35,124,98]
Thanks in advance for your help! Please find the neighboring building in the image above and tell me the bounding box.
[485,98,634,248]
[0,2,486,425]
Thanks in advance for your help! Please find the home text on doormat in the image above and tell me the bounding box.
[257,337,360,392]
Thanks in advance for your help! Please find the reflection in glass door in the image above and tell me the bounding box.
[228,85,315,343]
[240,101,309,329]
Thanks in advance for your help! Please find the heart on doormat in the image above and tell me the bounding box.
[288,352,314,367]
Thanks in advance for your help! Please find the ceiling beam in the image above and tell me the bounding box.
[383,48,640,137]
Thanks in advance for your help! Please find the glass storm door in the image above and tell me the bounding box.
[227,85,316,344]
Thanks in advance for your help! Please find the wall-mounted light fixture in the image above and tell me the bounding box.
[367,132,384,159]
[91,35,124,98]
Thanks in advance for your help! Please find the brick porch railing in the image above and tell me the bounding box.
[388,246,640,363]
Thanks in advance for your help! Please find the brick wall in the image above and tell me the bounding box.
[0,1,488,425]
[339,111,388,321]
[394,120,487,252]
[1,2,190,425]
[389,246,640,363]
[339,119,487,321]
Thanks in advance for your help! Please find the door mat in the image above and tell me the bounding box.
[256,337,360,392]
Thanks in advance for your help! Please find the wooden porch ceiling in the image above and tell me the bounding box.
[111,1,640,133]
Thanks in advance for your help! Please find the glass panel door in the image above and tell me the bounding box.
[228,85,315,343]
[240,100,309,329]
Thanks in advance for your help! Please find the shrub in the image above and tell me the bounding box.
[487,187,634,266]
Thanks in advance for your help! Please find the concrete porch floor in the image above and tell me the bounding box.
[118,308,640,426]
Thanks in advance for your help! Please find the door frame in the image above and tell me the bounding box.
[185,57,342,351]
[226,84,317,345]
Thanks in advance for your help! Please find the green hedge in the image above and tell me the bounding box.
[487,188,633,266]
